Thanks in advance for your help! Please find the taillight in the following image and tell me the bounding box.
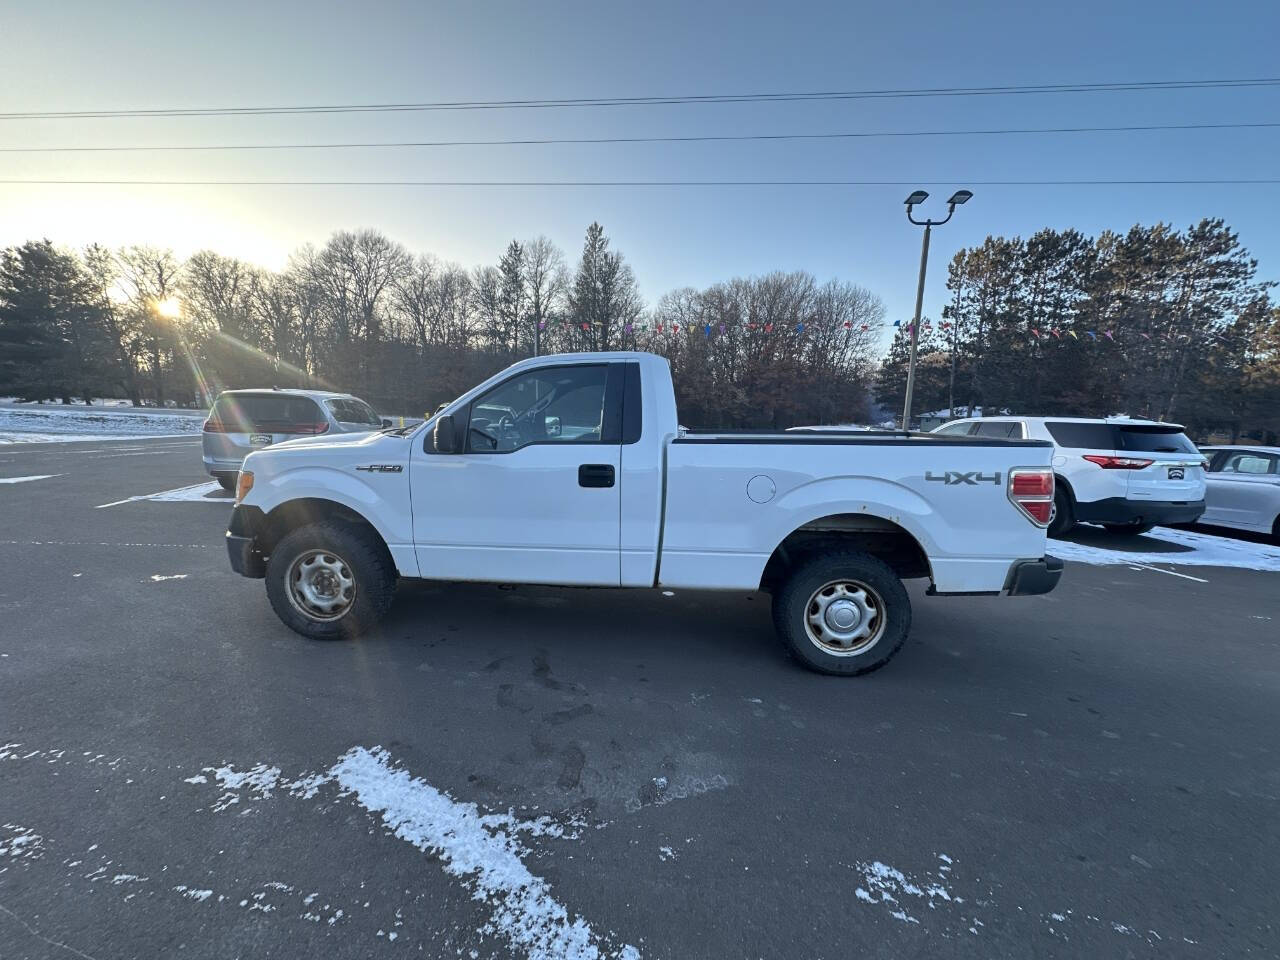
[288,421,330,435]
[1082,455,1153,469]
[1008,468,1054,527]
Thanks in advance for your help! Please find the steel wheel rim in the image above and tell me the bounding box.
[286,549,356,622]
[803,579,886,656]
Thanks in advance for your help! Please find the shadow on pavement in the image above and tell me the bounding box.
[1054,524,1193,554]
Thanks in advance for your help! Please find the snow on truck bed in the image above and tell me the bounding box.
[0,404,206,444]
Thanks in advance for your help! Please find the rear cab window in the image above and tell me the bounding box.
[211,393,326,433]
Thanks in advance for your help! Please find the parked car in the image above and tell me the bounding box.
[1198,445,1280,540]
[203,389,388,491]
[224,351,1062,676]
[931,416,1206,537]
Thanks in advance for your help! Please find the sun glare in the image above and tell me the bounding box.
[156,297,182,319]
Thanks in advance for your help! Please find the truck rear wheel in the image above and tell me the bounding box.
[265,521,396,640]
[772,550,911,676]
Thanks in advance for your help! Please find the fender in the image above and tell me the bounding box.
[249,462,417,576]
[761,474,939,569]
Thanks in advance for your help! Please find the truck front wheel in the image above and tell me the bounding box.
[265,521,396,640]
[772,551,911,676]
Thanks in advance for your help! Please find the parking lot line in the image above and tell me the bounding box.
[95,482,225,509]
[1130,562,1210,583]
[0,474,61,484]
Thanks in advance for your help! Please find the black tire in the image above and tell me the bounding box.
[1047,485,1075,538]
[771,550,911,676]
[215,474,237,493]
[1101,522,1155,535]
[265,521,396,640]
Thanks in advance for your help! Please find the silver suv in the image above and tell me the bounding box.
[202,389,386,491]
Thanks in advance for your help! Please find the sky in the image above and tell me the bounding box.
[2,0,1279,351]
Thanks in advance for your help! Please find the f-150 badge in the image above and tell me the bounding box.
[355,464,403,473]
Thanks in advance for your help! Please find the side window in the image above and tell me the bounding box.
[328,398,381,426]
[1045,422,1116,449]
[1222,453,1277,475]
[467,365,610,453]
[935,421,972,436]
[974,421,1019,439]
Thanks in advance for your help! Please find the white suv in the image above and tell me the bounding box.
[932,416,1206,536]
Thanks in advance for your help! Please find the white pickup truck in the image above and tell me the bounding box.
[226,351,1062,675]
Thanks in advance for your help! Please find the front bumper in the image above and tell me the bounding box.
[1074,497,1205,526]
[226,505,267,578]
[1005,555,1064,596]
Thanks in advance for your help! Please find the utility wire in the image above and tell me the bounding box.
[2,77,1278,120]
[3,120,1278,153]
[2,178,1278,187]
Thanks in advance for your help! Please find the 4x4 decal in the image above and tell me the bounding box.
[926,470,1002,485]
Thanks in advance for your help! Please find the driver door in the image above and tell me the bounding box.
[410,362,623,586]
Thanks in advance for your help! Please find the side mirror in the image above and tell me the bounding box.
[433,412,459,454]
[546,415,561,438]
[381,418,393,429]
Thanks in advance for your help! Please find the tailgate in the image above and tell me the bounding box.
[1115,424,1205,501]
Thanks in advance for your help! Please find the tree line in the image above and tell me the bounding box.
[0,223,884,428]
[876,219,1279,441]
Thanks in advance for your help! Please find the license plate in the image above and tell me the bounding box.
[249,434,273,447]
[1167,467,1184,480]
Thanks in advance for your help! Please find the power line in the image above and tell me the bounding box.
[2,77,1278,121]
[3,119,1279,153]
[2,178,1278,187]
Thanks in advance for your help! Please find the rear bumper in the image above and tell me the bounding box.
[1004,555,1064,596]
[1074,497,1205,526]
[226,505,267,578]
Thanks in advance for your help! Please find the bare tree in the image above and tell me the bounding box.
[523,235,567,356]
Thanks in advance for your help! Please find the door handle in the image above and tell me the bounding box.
[578,463,615,488]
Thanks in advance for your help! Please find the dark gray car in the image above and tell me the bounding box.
[202,389,385,490]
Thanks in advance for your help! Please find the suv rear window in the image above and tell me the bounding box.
[1115,425,1197,454]
[326,398,381,426]
[1044,422,1116,449]
[212,393,324,430]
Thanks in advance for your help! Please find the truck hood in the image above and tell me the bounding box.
[272,430,382,449]
[242,430,411,473]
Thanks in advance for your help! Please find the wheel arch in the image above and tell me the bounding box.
[759,513,932,592]
[259,497,393,569]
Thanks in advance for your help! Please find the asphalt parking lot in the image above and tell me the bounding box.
[2,436,1278,960]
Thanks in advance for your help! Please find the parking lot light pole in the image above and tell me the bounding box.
[902,189,972,430]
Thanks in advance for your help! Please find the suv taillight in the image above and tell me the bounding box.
[1082,455,1154,469]
[203,419,227,433]
[1008,468,1053,526]
[288,422,330,435]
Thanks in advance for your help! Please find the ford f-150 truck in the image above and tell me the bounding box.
[225,351,1062,675]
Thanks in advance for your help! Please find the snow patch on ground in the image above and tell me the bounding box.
[332,746,639,960]
[0,405,204,444]
[149,574,190,582]
[1,824,44,862]
[174,885,214,901]
[851,855,975,931]
[1054,526,1280,571]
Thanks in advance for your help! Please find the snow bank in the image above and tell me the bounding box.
[0,405,205,444]
[1055,526,1280,572]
